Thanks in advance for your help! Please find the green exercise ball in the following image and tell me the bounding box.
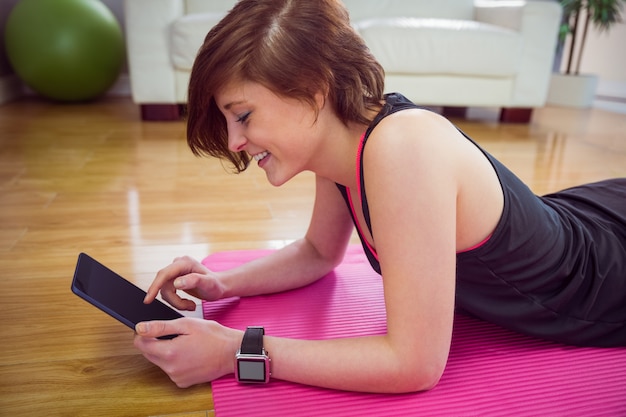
[5,0,125,102]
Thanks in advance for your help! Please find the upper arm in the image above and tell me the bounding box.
[303,174,355,267]
[363,110,460,379]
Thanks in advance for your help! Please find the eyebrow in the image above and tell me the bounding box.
[224,100,247,110]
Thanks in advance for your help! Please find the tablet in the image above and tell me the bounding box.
[71,253,183,336]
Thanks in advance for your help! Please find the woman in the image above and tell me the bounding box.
[133,0,626,392]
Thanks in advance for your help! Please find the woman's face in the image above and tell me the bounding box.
[215,81,324,186]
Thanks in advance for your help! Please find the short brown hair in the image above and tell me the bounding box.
[187,0,385,172]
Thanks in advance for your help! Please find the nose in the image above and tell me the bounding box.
[227,123,247,153]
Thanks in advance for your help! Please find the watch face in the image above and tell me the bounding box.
[237,358,267,383]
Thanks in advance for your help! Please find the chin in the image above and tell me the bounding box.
[265,170,297,187]
[266,175,289,187]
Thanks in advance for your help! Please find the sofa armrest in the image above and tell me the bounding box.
[124,0,184,104]
[474,0,562,106]
[475,0,524,31]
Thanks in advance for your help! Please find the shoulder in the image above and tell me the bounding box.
[363,107,505,252]
[363,108,465,178]
[360,109,463,228]
[371,107,463,149]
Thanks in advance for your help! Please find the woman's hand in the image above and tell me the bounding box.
[134,318,243,388]
[144,256,227,310]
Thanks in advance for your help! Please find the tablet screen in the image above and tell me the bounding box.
[71,253,183,330]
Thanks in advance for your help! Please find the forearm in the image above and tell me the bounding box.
[217,237,345,298]
[261,334,445,393]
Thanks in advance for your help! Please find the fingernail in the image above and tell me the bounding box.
[174,278,185,288]
[136,322,148,333]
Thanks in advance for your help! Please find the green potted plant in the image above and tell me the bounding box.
[548,0,625,108]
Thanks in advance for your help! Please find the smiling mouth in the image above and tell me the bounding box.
[253,151,270,162]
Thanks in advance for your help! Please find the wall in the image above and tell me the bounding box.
[0,0,21,101]
[577,21,626,100]
[0,0,19,77]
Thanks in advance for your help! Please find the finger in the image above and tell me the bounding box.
[144,265,180,303]
[156,279,189,310]
[172,273,205,296]
[144,257,199,303]
[135,319,186,339]
[134,336,170,369]
[161,289,197,311]
[175,272,222,302]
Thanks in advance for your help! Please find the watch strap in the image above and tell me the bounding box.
[240,326,264,355]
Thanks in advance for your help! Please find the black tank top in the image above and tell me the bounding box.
[337,93,626,347]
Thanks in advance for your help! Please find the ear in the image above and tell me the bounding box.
[314,91,325,110]
[309,90,328,126]
[313,83,329,110]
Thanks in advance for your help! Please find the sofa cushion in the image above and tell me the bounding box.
[171,13,225,71]
[343,0,474,22]
[170,13,523,79]
[355,18,522,77]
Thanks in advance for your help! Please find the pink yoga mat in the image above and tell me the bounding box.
[202,246,626,417]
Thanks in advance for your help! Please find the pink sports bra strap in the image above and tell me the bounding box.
[346,132,379,261]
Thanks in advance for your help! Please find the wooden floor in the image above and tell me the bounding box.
[0,97,625,416]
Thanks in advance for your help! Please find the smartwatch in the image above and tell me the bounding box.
[235,326,271,384]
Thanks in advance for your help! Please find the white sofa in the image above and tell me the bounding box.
[124,0,562,122]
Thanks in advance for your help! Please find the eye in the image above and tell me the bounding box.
[236,111,251,124]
